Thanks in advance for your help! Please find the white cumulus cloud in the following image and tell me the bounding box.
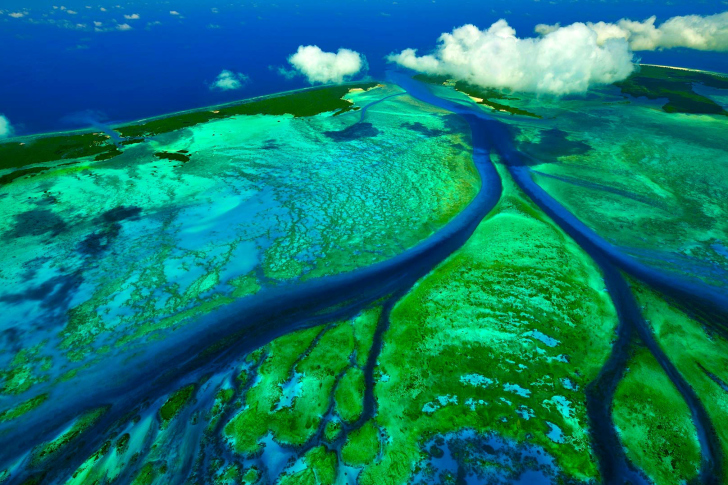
[387,20,635,95]
[0,115,14,139]
[123,13,140,20]
[9,12,25,18]
[536,11,728,51]
[287,45,365,84]
[210,70,250,91]
[116,23,132,31]
[169,10,180,16]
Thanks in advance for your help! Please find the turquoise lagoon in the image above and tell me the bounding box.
[0,68,728,485]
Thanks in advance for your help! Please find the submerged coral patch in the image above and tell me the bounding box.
[322,122,380,141]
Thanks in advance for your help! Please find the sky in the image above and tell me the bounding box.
[1,0,727,135]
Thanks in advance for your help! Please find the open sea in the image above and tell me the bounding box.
[1,0,727,135]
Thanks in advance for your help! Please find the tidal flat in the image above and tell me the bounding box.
[1,66,728,485]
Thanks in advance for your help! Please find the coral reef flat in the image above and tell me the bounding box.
[1,65,728,485]
[360,159,618,483]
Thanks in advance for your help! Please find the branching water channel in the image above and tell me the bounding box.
[3,73,727,485]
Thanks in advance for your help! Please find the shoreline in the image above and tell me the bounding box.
[0,79,379,143]
[639,63,728,77]
[3,63,727,142]
[641,63,704,72]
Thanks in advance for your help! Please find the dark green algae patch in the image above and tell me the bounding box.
[30,405,110,466]
[159,384,196,422]
[154,151,190,163]
[0,393,48,423]
[616,64,728,116]
[0,82,380,178]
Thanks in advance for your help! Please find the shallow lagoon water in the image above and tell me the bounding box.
[1,68,728,485]
[487,82,728,288]
[0,83,478,390]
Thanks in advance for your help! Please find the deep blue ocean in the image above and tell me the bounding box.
[1,0,726,135]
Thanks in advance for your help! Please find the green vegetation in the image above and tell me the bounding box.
[629,279,728,483]
[475,96,542,118]
[154,151,190,163]
[159,384,196,423]
[63,438,114,484]
[612,346,701,485]
[342,420,380,467]
[0,82,379,178]
[116,83,379,138]
[214,464,242,485]
[0,166,51,185]
[352,308,381,367]
[414,74,541,118]
[207,387,237,431]
[224,307,384,454]
[357,159,617,484]
[94,147,123,161]
[116,433,130,454]
[305,446,338,483]
[216,388,235,405]
[224,326,324,453]
[32,406,109,465]
[324,420,342,442]
[120,138,145,146]
[130,462,168,485]
[131,463,156,485]
[113,294,236,349]
[0,393,48,423]
[229,323,354,450]
[616,65,728,116]
[279,446,337,485]
[1,88,480,409]
[0,343,52,395]
[221,159,617,483]
[527,81,728,287]
[241,467,260,484]
[0,133,118,172]
[213,464,261,485]
[335,367,365,423]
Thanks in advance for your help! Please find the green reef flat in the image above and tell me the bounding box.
[629,278,728,480]
[612,345,701,484]
[2,65,728,485]
[0,82,479,377]
[412,65,728,288]
[359,159,618,483]
[476,67,728,288]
